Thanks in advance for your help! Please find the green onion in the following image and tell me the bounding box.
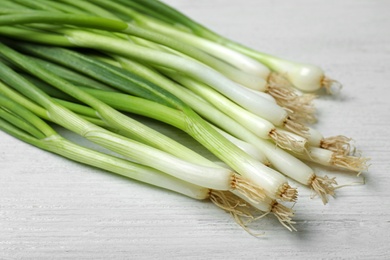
[0,42,207,164]
[296,147,370,174]
[307,127,355,155]
[17,56,337,204]
[162,70,309,151]
[126,0,340,93]
[0,89,297,232]
[84,0,320,114]
[0,0,370,233]
[0,93,263,226]
[0,48,266,199]
[0,93,206,200]
[0,12,306,132]
[2,41,298,201]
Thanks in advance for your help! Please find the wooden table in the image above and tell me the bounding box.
[1,1,389,259]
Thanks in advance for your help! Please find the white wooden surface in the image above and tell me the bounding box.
[1,0,390,259]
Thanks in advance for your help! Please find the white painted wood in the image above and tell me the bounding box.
[1,0,389,259]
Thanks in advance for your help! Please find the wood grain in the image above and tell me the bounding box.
[1,0,389,259]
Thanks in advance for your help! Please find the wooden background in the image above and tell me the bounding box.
[1,0,389,259]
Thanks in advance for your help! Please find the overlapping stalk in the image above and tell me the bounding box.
[0,0,369,234]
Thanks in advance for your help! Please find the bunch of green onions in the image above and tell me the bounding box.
[0,0,369,234]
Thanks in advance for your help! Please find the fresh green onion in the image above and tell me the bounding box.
[0,13,305,132]
[126,0,340,93]
[307,127,355,155]
[0,93,265,229]
[0,50,267,200]
[3,41,298,201]
[85,0,320,114]
[19,67,336,203]
[0,0,370,233]
[297,147,369,174]
[0,87,297,232]
[162,70,309,150]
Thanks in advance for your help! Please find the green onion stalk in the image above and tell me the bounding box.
[0,34,299,202]
[0,44,271,203]
[0,81,296,230]
[82,0,318,120]
[26,44,344,203]
[0,92,270,231]
[124,0,341,93]
[0,10,309,136]
[23,44,306,155]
